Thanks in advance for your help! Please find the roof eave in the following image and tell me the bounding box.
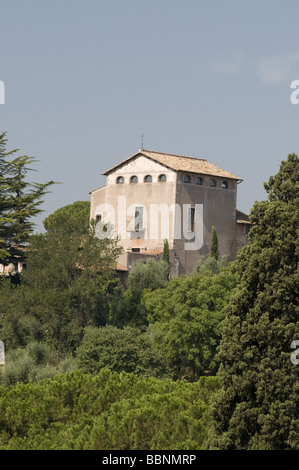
[102,150,175,176]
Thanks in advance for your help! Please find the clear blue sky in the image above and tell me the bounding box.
[1,0,299,231]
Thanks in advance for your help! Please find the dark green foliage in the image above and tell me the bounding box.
[116,258,170,327]
[209,226,219,261]
[0,369,220,450]
[43,200,90,235]
[194,255,220,275]
[144,269,235,380]
[127,258,169,297]
[162,239,170,279]
[209,154,299,450]
[0,216,123,354]
[76,325,169,378]
[0,131,55,262]
[0,341,77,388]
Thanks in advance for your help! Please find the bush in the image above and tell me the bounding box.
[76,325,169,378]
[144,269,236,380]
[0,342,58,387]
[127,259,169,297]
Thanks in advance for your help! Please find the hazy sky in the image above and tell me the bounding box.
[1,0,299,231]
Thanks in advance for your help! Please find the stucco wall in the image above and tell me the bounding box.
[90,155,177,253]
[173,172,238,274]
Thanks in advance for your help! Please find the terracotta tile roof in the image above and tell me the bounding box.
[115,263,128,272]
[102,149,242,181]
[236,209,251,224]
[137,249,163,256]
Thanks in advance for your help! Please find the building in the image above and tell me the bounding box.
[90,149,250,278]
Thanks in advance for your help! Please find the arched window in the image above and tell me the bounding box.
[144,175,152,183]
[184,175,190,183]
[196,177,202,185]
[221,181,228,189]
[159,174,167,182]
[130,175,138,183]
[209,179,216,187]
[116,176,124,184]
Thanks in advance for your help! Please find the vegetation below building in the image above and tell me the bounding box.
[0,133,298,450]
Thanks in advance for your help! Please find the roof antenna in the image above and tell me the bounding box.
[140,133,144,150]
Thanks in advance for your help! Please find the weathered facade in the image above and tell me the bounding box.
[90,149,250,277]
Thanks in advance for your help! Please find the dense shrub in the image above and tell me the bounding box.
[76,325,169,378]
[0,369,219,450]
[144,269,235,380]
[0,342,77,388]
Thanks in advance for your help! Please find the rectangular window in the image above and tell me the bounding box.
[188,207,195,232]
[135,206,144,231]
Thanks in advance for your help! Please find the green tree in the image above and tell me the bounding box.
[162,239,170,279]
[144,268,235,380]
[209,154,299,450]
[209,226,219,261]
[127,258,169,298]
[0,210,123,354]
[0,369,219,450]
[43,200,90,235]
[76,325,169,378]
[194,255,220,275]
[0,132,54,263]
[0,341,57,387]
[117,258,169,327]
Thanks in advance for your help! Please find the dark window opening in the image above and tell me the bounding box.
[144,175,152,182]
[196,177,202,185]
[159,174,167,182]
[130,176,138,183]
[188,207,195,232]
[116,176,124,184]
[184,175,191,183]
[209,179,216,187]
[135,206,144,231]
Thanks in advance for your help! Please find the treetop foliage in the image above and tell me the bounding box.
[0,131,55,262]
[43,200,90,235]
[144,267,236,380]
[209,153,299,450]
[209,226,219,261]
[0,369,219,450]
[0,204,123,353]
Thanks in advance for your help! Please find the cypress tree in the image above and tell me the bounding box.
[210,226,219,260]
[209,154,299,450]
[162,238,170,279]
